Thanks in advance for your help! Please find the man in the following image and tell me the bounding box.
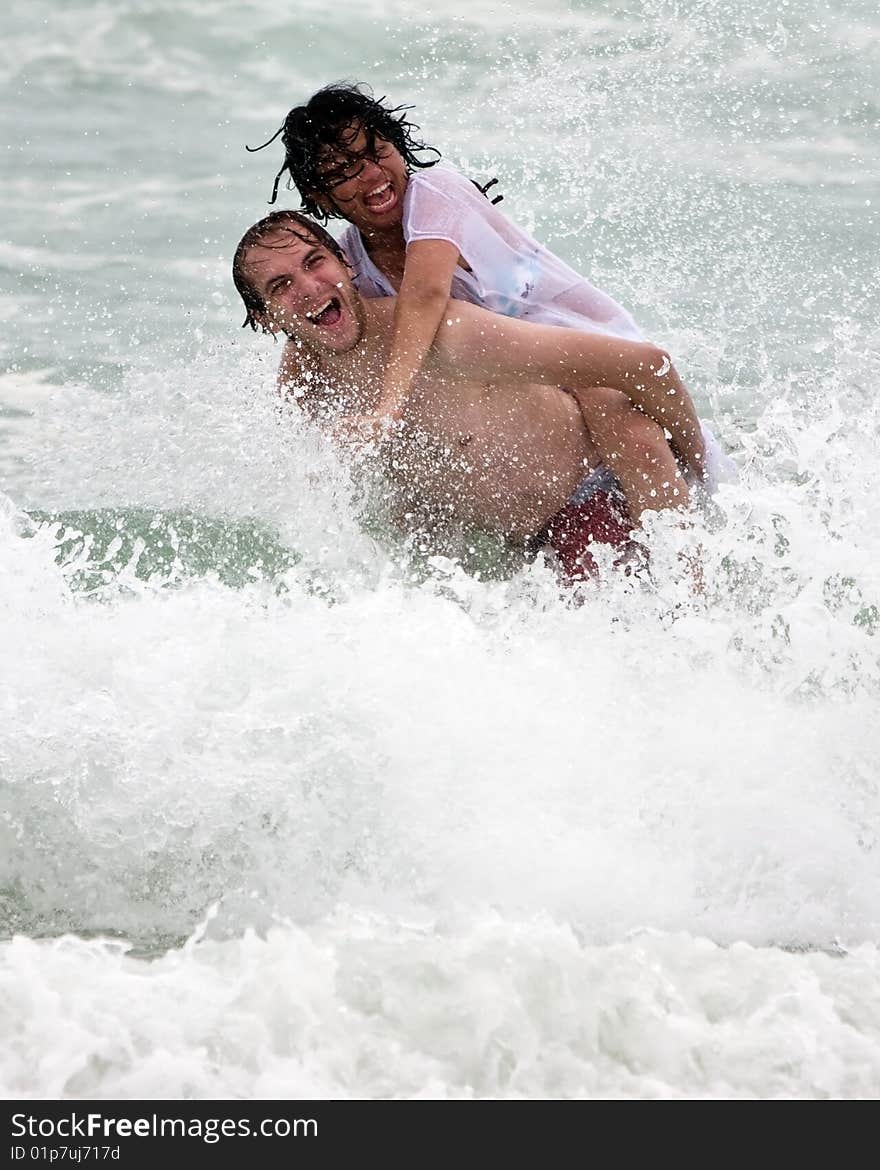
[232,210,706,580]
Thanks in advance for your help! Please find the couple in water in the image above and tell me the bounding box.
[233,83,731,581]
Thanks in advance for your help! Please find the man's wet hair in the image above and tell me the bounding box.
[247,81,441,221]
[232,209,347,332]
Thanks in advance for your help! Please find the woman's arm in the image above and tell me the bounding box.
[375,238,463,420]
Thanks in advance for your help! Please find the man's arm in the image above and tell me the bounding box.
[430,302,706,482]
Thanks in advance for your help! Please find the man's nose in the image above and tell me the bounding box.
[301,269,328,305]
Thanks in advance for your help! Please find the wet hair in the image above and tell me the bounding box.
[247,81,441,221]
[232,209,347,332]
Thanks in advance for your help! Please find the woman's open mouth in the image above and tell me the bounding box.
[363,181,397,213]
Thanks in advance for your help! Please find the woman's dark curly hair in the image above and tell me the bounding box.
[247,81,441,222]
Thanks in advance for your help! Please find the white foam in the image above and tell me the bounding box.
[2,920,878,1099]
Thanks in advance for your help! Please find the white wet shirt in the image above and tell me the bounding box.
[340,163,644,341]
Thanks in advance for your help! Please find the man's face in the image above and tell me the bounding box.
[245,228,366,355]
[314,121,408,232]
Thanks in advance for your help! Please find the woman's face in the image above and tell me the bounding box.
[314,122,409,234]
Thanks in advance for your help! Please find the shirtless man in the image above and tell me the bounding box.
[232,210,706,579]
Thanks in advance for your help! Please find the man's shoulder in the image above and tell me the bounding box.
[356,294,397,342]
[278,338,316,398]
[279,336,309,376]
[365,295,397,319]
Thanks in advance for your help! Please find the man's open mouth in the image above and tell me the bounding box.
[306,296,342,327]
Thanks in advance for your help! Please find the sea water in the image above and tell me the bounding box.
[1,0,879,1098]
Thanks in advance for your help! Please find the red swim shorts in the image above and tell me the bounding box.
[534,484,640,581]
